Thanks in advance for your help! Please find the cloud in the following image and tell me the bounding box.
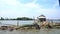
[0,0,39,18]
[0,0,60,19]
[0,0,17,7]
[52,0,59,8]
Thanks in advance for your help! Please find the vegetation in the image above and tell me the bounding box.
[0,17,33,20]
[16,17,33,20]
[0,17,4,20]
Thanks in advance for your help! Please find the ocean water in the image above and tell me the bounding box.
[0,20,34,26]
[0,20,60,25]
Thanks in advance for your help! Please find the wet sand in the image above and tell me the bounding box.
[0,29,60,34]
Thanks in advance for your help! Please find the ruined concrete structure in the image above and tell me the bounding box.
[37,15,46,22]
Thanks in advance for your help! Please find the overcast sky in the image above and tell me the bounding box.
[0,0,60,19]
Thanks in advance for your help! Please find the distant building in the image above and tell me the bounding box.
[37,15,46,22]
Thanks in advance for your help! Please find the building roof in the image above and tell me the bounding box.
[38,15,46,18]
[39,15,45,17]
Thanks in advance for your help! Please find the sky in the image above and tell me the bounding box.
[0,0,60,19]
